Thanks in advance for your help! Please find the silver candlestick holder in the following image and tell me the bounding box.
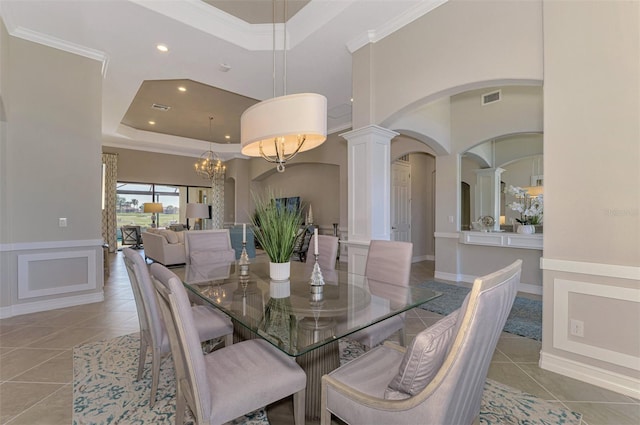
[238,242,250,276]
[309,253,325,301]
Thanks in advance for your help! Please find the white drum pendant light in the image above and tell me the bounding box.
[240,0,327,173]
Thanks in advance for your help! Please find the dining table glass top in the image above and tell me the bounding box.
[174,260,440,357]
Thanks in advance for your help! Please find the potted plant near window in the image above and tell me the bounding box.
[250,190,305,280]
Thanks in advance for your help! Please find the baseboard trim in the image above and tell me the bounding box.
[434,271,460,282]
[412,254,435,262]
[539,350,640,400]
[0,292,104,319]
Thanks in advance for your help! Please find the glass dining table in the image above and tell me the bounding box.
[173,260,440,419]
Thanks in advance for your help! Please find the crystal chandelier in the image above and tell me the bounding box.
[195,116,225,229]
[194,151,226,180]
[195,117,226,180]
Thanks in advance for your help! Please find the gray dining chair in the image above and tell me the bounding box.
[320,260,522,425]
[305,234,339,271]
[150,262,307,425]
[347,240,413,349]
[184,229,236,265]
[122,248,233,407]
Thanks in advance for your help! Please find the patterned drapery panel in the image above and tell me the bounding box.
[210,173,225,229]
[102,153,118,252]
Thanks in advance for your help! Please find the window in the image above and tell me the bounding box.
[116,182,210,238]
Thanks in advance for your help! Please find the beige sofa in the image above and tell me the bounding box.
[142,229,186,266]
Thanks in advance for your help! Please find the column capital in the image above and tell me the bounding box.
[340,125,399,142]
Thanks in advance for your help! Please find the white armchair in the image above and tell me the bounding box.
[321,260,522,425]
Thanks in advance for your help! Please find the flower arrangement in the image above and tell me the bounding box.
[506,185,543,225]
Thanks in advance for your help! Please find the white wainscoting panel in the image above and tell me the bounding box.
[460,231,543,250]
[553,278,640,371]
[18,250,98,299]
[540,351,640,400]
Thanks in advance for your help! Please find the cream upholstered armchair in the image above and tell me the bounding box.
[321,260,522,425]
[184,229,236,265]
[150,263,307,425]
[122,248,233,407]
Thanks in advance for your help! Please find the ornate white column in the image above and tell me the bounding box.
[340,125,399,274]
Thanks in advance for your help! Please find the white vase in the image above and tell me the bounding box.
[517,224,536,234]
[269,261,291,281]
[269,279,291,298]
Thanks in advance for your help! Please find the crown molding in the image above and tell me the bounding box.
[130,0,281,51]
[104,126,244,161]
[346,0,449,53]
[2,13,109,76]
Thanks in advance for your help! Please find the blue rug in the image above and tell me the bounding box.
[418,280,542,341]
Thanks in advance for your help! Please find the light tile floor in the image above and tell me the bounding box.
[0,251,638,425]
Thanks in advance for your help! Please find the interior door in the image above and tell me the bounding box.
[391,160,411,242]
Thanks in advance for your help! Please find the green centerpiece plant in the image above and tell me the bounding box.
[250,190,305,279]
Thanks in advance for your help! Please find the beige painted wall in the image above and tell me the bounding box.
[450,86,543,152]
[0,20,9,305]
[361,0,543,133]
[102,147,214,188]
[540,0,640,381]
[254,162,340,230]
[1,31,103,309]
[543,1,639,266]
[5,38,102,242]
[352,0,639,391]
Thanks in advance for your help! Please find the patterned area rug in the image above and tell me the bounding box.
[74,333,580,425]
[418,280,543,341]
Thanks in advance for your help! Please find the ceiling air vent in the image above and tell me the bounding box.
[481,90,501,106]
[151,103,171,112]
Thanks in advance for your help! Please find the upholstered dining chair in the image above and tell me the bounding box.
[122,248,233,407]
[150,263,307,425]
[347,240,413,349]
[184,229,236,265]
[320,260,522,425]
[306,235,339,271]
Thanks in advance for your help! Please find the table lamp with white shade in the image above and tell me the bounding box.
[186,203,209,230]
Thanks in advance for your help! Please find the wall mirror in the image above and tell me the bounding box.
[460,133,543,231]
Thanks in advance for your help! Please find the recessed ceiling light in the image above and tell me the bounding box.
[225,135,231,139]
[178,86,186,92]
[156,44,169,52]
[219,63,231,72]
[148,121,156,125]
